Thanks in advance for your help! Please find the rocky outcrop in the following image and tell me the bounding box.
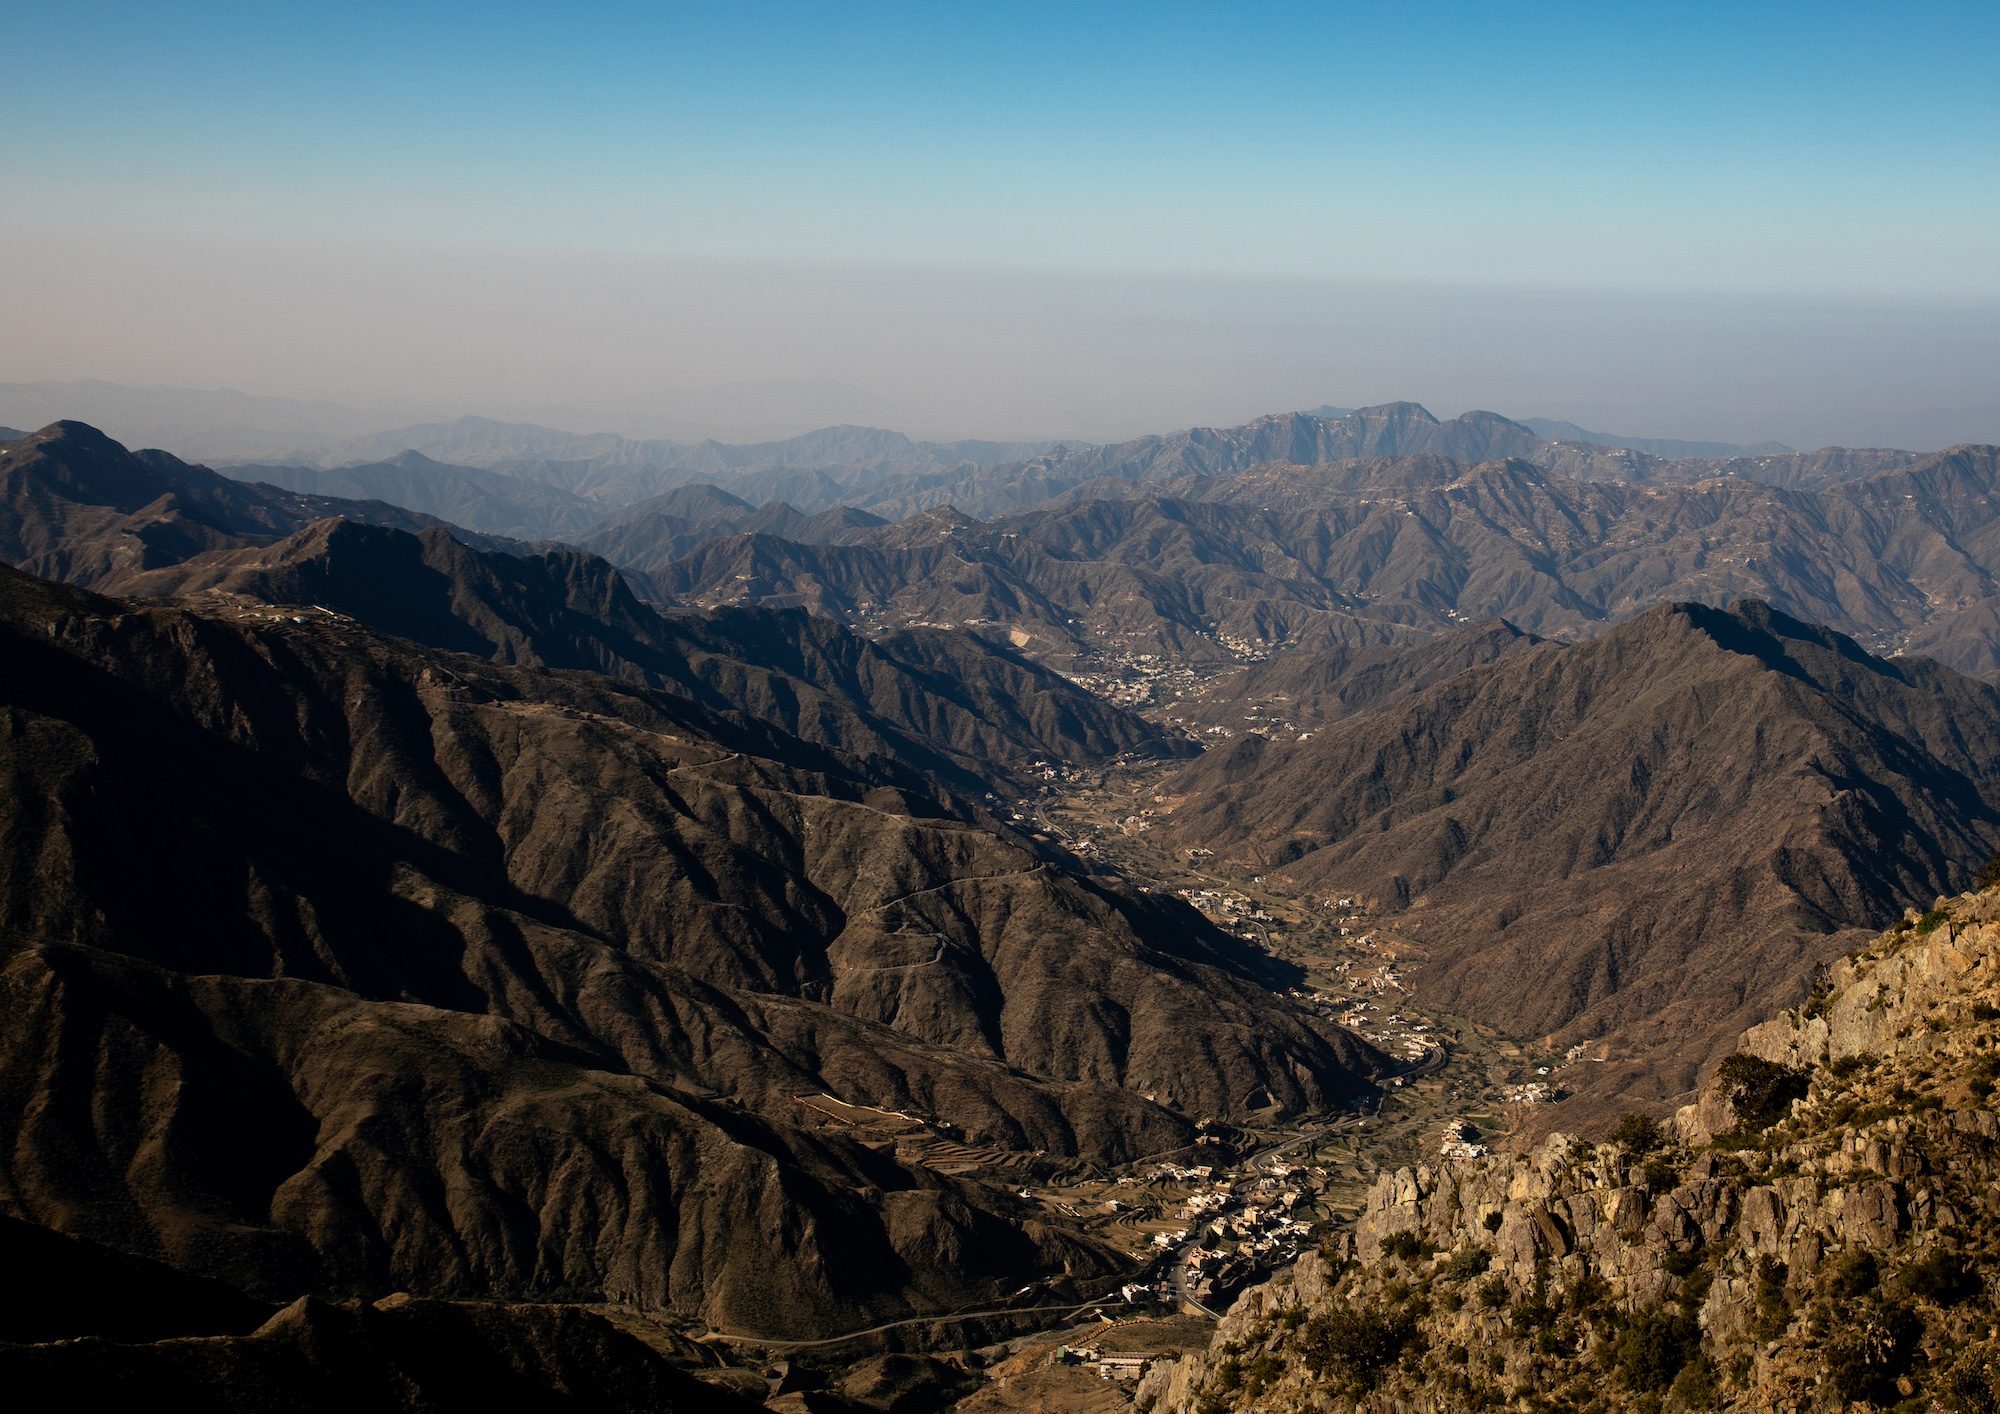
[1145,887,2000,1411]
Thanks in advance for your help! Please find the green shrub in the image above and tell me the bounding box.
[1381,1230,1435,1261]
[1441,1246,1491,1281]
[1661,1247,1705,1279]
[1298,1304,1417,1387]
[1828,1053,1868,1079]
[1828,1248,1881,1299]
[1916,907,1952,935]
[1903,1248,1982,1307]
[1678,1263,1715,1309]
[1567,1271,1611,1314]
[1715,1054,1809,1130]
[1476,1277,1508,1309]
[1243,1352,1285,1396]
[1643,1158,1677,1190]
[1753,1258,1792,1339]
[1939,1344,2000,1413]
[1668,1351,1720,1409]
[1615,1305,1700,1392]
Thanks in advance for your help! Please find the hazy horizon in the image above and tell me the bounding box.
[4,2,1997,451]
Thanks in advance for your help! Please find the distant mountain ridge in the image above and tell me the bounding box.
[1523,416,1795,459]
[644,444,2000,675]
[223,452,607,539]
[258,401,1929,532]
[10,382,1953,542]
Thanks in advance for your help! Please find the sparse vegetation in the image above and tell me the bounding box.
[1824,1297,1923,1404]
[1829,1052,1869,1079]
[1381,1230,1436,1262]
[1905,1248,1982,1307]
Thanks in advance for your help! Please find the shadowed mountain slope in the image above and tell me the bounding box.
[1162,601,2000,1111]
[109,515,1184,796]
[0,565,1375,1337]
[0,423,1184,797]
[0,420,514,588]
[0,1293,756,1413]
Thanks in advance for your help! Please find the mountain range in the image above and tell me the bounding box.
[235,402,1924,531]
[1521,416,1795,460]
[9,411,2000,1405]
[644,444,2000,675]
[7,387,1949,546]
[0,423,1380,1348]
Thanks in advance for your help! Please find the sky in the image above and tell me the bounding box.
[2,1,1997,446]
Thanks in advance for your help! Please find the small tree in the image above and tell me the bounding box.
[1299,1304,1417,1387]
[1609,1112,1661,1152]
[1715,1054,1808,1130]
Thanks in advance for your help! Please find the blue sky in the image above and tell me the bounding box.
[2,2,1996,442]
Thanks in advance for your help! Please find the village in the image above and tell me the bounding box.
[719,659,1592,1408]
[697,743,1606,1410]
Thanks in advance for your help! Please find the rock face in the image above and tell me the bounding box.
[1144,887,2000,1412]
[0,564,1374,1340]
